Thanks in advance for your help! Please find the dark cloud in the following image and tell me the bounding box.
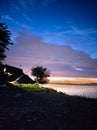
[5,30,97,77]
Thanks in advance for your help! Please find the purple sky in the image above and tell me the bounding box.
[4,30,97,78]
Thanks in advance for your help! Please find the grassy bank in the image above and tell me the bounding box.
[10,82,57,93]
[0,83,97,130]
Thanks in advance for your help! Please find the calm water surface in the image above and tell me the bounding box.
[43,84,97,98]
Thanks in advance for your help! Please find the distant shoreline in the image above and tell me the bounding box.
[48,82,97,86]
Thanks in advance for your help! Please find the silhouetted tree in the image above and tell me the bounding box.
[31,66,50,84]
[0,19,13,63]
[0,17,13,84]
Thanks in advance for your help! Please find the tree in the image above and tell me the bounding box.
[0,20,13,63]
[0,18,13,84]
[31,66,50,84]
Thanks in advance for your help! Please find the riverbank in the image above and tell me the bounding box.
[0,83,97,130]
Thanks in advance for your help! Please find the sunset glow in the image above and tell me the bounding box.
[49,77,97,84]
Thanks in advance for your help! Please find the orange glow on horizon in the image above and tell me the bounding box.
[48,77,97,84]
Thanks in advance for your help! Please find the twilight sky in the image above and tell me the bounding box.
[1,0,97,78]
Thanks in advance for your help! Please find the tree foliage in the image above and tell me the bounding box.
[0,21,13,62]
[31,66,50,84]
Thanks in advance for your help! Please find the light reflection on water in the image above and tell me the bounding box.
[43,84,97,98]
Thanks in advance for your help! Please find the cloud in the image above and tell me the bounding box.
[19,0,28,9]
[18,0,57,9]
[2,15,13,21]
[43,23,97,59]
[4,30,97,77]
[19,0,39,8]
[64,26,97,36]
[72,65,84,71]
[43,25,97,45]
[22,13,32,22]
[10,3,21,12]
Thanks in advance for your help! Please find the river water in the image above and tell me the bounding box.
[43,84,97,99]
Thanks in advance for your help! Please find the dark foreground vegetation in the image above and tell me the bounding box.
[0,83,97,130]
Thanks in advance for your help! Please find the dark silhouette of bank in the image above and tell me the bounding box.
[6,64,35,84]
[0,64,35,84]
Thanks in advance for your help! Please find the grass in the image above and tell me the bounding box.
[10,81,57,93]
